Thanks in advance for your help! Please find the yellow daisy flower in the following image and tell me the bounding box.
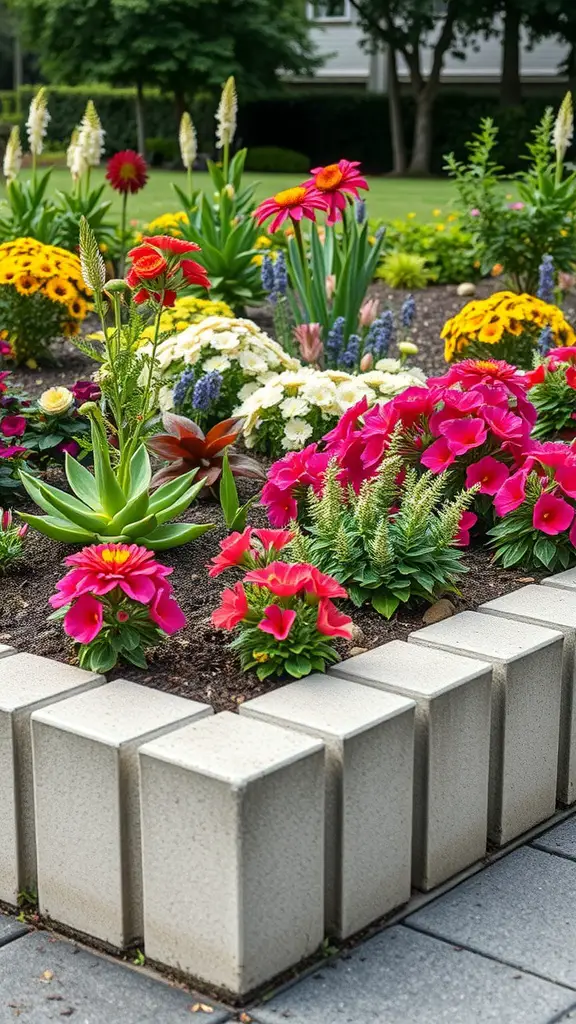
[44,277,76,304]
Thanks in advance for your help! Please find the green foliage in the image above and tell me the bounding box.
[529,364,576,440]
[0,284,71,366]
[376,251,431,289]
[0,509,28,573]
[245,146,310,174]
[219,452,258,531]
[488,471,576,572]
[446,101,576,293]
[383,214,478,285]
[176,149,265,311]
[290,453,474,618]
[232,595,342,681]
[18,420,212,549]
[145,137,179,167]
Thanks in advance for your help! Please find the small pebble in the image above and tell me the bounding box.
[457,282,476,297]
[422,599,456,625]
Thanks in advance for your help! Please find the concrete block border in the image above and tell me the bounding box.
[0,572,573,998]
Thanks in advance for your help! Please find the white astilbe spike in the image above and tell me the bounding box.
[79,216,106,294]
[215,76,237,150]
[179,111,197,170]
[554,92,573,162]
[26,87,50,156]
[78,100,106,168]
[67,127,89,182]
[3,125,22,182]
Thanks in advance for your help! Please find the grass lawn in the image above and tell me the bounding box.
[0,167,462,226]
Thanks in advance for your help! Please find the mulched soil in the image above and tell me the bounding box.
[0,280,561,710]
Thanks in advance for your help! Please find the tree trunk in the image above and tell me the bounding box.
[387,45,407,174]
[408,89,433,175]
[135,81,146,157]
[500,1,522,107]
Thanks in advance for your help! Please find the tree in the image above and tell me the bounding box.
[9,0,320,153]
[350,0,488,176]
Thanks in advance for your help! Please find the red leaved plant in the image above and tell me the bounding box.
[147,413,266,490]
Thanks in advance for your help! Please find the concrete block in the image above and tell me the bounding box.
[0,653,104,905]
[409,611,563,846]
[241,674,415,935]
[543,568,576,593]
[139,711,325,997]
[482,584,576,805]
[331,641,492,889]
[31,679,212,948]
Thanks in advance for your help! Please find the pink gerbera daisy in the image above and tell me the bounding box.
[254,185,328,233]
[305,159,368,225]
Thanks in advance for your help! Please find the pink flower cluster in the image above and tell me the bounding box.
[50,543,186,644]
[496,441,576,538]
[263,359,537,530]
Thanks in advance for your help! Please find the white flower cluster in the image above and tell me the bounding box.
[236,360,427,453]
[3,126,22,182]
[143,316,301,413]
[26,87,50,157]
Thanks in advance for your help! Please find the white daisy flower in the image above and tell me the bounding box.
[203,355,231,373]
[238,349,268,374]
[281,395,310,419]
[282,418,314,449]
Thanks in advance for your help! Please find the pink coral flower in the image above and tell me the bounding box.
[316,598,353,638]
[305,159,368,225]
[50,543,172,609]
[440,417,488,455]
[261,481,298,527]
[420,437,456,473]
[456,511,478,547]
[258,604,296,641]
[254,185,328,233]
[208,529,255,577]
[533,492,575,535]
[494,469,529,516]
[211,582,248,630]
[482,406,526,442]
[253,528,294,553]
[244,562,311,597]
[149,585,187,634]
[466,456,510,495]
[63,594,103,644]
[555,465,576,498]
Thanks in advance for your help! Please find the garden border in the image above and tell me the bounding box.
[1,571,576,1000]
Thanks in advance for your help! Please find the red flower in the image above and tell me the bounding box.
[465,456,510,495]
[440,417,488,455]
[244,561,310,597]
[554,464,576,498]
[148,413,264,490]
[144,236,201,255]
[208,529,255,577]
[63,593,103,644]
[0,415,26,437]
[253,528,294,553]
[106,150,148,194]
[305,566,348,600]
[258,604,296,641]
[456,511,478,547]
[567,367,576,390]
[316,598,353,639]
[533,492,575,535]
[482,406,526,442]
[130,251,168,280]
[430,359,528,399]
[526,364,546,387]
[261,481,299,527]
[126,238,211,302]
[494,469,529,516]
[211,582,248,630]
[420,437,456,473]
[305,159,368,225]
[254,185,328,233]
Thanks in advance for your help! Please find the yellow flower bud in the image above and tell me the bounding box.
[38,387,74,416]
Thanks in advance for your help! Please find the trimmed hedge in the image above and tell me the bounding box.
[245,146,310,173]
[0,85,568,173]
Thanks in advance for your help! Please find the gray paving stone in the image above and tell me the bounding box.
[0,912,27,948]
[407,846,576,988]
[533,817,576,861]
[0,931,229,1022]
[250,925,575,1024]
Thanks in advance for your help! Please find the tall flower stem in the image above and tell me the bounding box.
[119,191,128,277]
[119,290,165,488]
[223,139,230,182]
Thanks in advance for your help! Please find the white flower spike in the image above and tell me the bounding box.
[78,100,106,168]
[215,76,237,151]
[554,92,574,163]
[26,87,50,157]
[179,111,197,170]
[3,125,22,182]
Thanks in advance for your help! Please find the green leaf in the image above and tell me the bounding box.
[220,452,240,529]
[16,512,95,543]
[371,592,400,619]
[148,470,198,513]
[107,489,151,532]
[154,478,205,525]
[137,522,214,550]
[121,646,148,669]
[284,654,312,678]
[30,476,109,534]
[127,445,152,498]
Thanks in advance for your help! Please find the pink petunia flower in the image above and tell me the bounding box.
[440,417,488,455]
[533,492,574,535]
[316,598,353,638]
[465,456,510,495]
[420,437,456,473]
[456,511,478,547]
[258,604,296,641]
[63,593,103,644]
[0,415,26,437]
[494,469,529,516]
[208,529,255,577]
[149,585,187,634]
[211,582,249,630]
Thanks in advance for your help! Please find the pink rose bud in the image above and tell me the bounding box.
[359,298,379,328]
[559,271,576,292]
[293,323,324,365]
[18,524,28,539]
[116,610,130,623]
[1,509,11,531]
[325,274,336,301]
[360,352,374,371]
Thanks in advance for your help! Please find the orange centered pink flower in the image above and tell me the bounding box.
[273,186,308,207]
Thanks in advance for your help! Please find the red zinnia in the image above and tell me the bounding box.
[305,159,368,225]
[106,150,148,194]
[254,185,328,233]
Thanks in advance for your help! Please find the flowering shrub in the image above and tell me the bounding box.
[15,383,92,464]
[288,452,474,618]
[210,528,352,679]
[144,316,300,420]
[441,291,575,368]
[488,442,576,571]
[527,348,576,440]
[0,238,92,365]
[262,360,536,527]
[0,508,28,572]
[382,212,477,286]
[48,543,186,672]
[236,363,426,455]
[446,95,576,293]
[138,296,234,346]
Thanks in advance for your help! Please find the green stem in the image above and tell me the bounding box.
[119,291,165,485]
[119,191,129,277]
[293,219,306,267]
[187,166,193,205]
[223,139,230,182]
[32,151,36,191]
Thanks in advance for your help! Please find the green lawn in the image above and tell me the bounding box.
[0,167,462,226]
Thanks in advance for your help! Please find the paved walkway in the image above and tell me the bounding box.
[2,815,576,1023]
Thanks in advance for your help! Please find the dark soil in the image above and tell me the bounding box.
[0,477,545,712]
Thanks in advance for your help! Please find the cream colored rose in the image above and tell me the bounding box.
[38,387,74,416]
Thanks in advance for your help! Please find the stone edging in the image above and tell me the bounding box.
[1,570,576,999]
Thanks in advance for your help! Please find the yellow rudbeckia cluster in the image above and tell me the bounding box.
[441,290,576,368]
[0,238,93,365]
[137,296,234,344]
[140,211,190,239]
